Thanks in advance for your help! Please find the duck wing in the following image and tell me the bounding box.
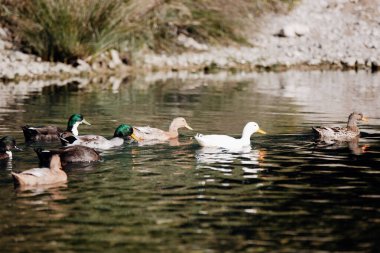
[18,168,52,178]
[35,146,100,166]
[134,126,168,141]
[22,125,63,141]
[194,134,239,148]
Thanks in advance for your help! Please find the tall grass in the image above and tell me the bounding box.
[0,0,297,62]
[5,0,127,62]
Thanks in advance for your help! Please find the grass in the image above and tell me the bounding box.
[0,0,298,63]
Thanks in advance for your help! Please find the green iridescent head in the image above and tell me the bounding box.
[113,124,134,138]
[66,114,91,132]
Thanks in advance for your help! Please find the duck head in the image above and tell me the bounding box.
[113,124,139,141]
[0,136,21,158]
[242,122,266,138]
[169,117,193,132]
[67,114,91,136]
[347,112,367,130]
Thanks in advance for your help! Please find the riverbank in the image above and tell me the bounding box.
[1,0,379,82]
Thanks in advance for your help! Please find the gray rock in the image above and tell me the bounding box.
[278,24,310,37]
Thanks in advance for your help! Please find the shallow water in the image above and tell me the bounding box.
[0,70,379,252]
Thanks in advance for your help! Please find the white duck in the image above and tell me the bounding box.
[194,122,266,151]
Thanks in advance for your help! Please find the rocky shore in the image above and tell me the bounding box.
[1,0,379,81]
[141,0,380,72]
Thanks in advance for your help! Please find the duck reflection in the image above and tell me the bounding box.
[195,146,265,166]
[314,136,369,155]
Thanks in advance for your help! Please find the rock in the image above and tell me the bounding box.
[277,24,310,37]
[13,51,30,62]
[177,34,208,50]
[76,59,91,72]
[0,27,8,39]
[110,49,122,65]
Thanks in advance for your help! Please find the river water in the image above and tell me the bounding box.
[0,70,379,252]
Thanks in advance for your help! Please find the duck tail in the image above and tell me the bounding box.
[195,133,203,138]
[311,127,322,137]
[34,148,51,167]
[11,172,25,186]
[21,125,37,141]
[59,135,77,146]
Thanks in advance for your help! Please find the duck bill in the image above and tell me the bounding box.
[361,116,368,122]
[131,133,140,142]
[14,146,23,151]
[82,119,91,125]
[185,124,193,130]
[257,129,267,134]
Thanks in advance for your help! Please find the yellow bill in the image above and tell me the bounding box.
[257,129,267,134]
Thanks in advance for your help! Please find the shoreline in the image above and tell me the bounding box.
[1,0,379,82]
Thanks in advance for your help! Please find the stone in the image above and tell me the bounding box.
[76,59,91,72]
[278,24,310,37]
[110,49,122,65]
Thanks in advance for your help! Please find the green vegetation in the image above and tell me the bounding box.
[0,0,297,63]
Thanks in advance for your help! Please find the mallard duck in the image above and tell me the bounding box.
[21,113,91,142]
[11,154,67,186]
[0,136,21,160]
[60,124,138,150]
[312,112,368,141]
[133,117,193,141]
[35,145,101,167]
[194,122,266,150]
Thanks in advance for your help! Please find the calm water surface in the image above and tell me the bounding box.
[0,71,379,252]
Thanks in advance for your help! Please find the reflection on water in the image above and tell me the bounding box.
[0,70,379,252]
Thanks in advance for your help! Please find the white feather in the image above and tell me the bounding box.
[194,122,265,151]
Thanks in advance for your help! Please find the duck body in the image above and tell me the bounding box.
[35,146,101,167]
[21,125,64,142]
[312,126,359,141]
[312,112,367,141]
[60,124,137,150]
[194,122,266,151]
[194,134,250,150]
[134,117,193,141]
[11,155,67,186]
[62,135,124,150]
[21,114,91,142]
[0,136,20,160]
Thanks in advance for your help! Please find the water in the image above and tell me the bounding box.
[0,70,379,252]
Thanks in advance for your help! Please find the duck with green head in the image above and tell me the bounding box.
[21,113,91,142]
[0,136,21,160]
[60,124,139,150]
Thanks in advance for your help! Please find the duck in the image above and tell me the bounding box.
[35,145,101,167]
[60,124,139,150]
[133,117,193,141]
[11,154,67,186]
[194,122,266,150]
[21,113,91,142]
[0,136,21,160]
[312,112,368,141]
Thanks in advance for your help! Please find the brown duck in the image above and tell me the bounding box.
[11,154,67,186]
[35,145,101,167]
[133,117,193,141]
[312,112,368,141]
